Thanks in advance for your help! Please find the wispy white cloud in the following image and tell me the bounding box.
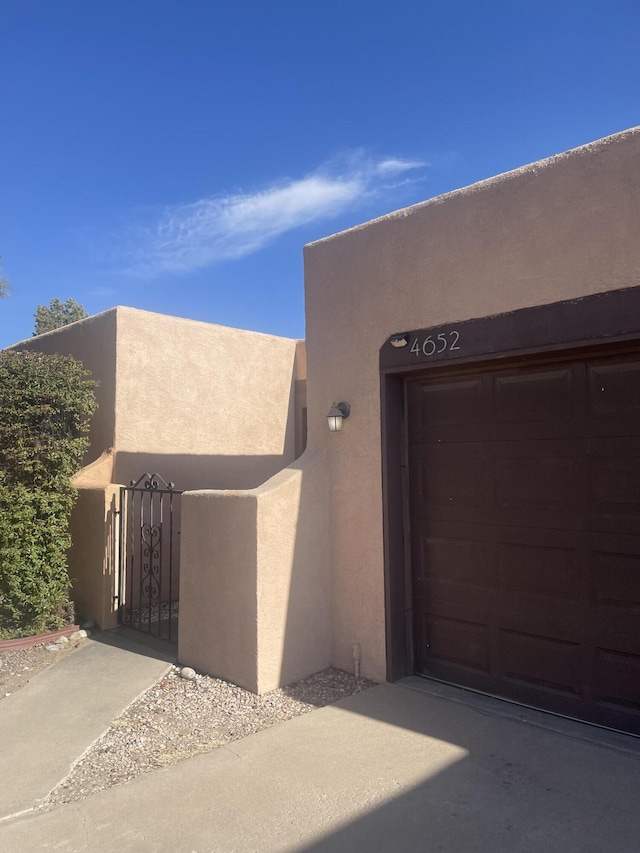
[375,157,428,176]
[122,151,426,276]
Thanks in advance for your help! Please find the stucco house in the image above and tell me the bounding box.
[13,308,306,652]
[14,126,640,735]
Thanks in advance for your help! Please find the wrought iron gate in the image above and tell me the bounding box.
[117,473,182,642]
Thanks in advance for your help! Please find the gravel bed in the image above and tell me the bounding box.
[0,639,87,698]
[44,666,376,807]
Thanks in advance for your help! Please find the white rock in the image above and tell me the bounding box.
[180,667,196,680]
[57,635,69,645]
[45,644,60,652]
[77,629,89,639]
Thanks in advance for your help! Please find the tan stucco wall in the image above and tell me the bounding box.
[11,307,304,489]
[66,452,118,628]
[10,309,305,631]
[67,483,120,629]
[179,450,330,693]
[303,126,640,682]
[255,451,330,692]
[113,308,300,490]
[10,309,118,464]
[179,488,258,689]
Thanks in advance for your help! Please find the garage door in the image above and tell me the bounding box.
[407,348,640,733]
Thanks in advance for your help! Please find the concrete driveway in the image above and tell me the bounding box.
[2,676,640,852]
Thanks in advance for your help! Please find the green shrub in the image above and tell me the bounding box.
[0,351,97,638]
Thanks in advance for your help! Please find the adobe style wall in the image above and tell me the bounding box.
[13,308,305,629]
[302,126,640,682]
[14,307,304,490]
[112,308,302,490]
[179,450,330,693]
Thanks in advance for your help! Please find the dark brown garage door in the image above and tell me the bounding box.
[407,348,640,734]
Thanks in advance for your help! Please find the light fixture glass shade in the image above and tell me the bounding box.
[327,402,350,432]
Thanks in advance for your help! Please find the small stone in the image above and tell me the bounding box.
[45,644,60,652]
[57,635,70,645]
[179,667,196,680]
[71,629,89,639]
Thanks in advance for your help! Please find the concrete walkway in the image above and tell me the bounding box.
[0,630,173,821]
[2,674,640,852]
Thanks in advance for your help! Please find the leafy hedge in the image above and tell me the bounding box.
[0,351,97,638]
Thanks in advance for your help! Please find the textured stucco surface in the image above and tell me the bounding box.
[179,489,259,691]
[9,129,640,688]
[303,126,640,682]
[179,451,330,693]
[113,308,299,490]
[10,309,304,630]
[13,307,302,489]
[255,451,330,692]
[66,483,120,629]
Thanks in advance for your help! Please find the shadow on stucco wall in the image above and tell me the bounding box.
[114,452,297,492]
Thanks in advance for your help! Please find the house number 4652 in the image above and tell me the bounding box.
[411,330,461,357]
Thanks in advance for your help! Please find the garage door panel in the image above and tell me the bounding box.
[407,348,640,733]
[594,649,640,715]
[407,378,484,442]
[587,361,640,418]
[420,519,578,550]
[489,599,586,644]
[415,535,584,610]
[424,615,491,674]
[414,534,490,591]
[492,368,572,424]
[592,552,640,612]
[411,443,493,518]
[587,453,640,528]
[495,451,582,527]
[411,441,589,529]
[413,587,494,631]
[422,421,590,444]
[498,630,583,698]
[497,542,581,602]
[414,520,581,597]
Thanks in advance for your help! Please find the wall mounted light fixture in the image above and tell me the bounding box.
[389,333,410,348]
[327,401,350,432]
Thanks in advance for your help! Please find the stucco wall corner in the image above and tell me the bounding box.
[68,482,120,630]
[254,450,331,693]
[72,449,114,488]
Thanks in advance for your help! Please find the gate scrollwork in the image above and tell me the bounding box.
[117,473,182,642]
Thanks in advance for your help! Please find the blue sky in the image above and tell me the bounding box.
[1,0,639,348]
